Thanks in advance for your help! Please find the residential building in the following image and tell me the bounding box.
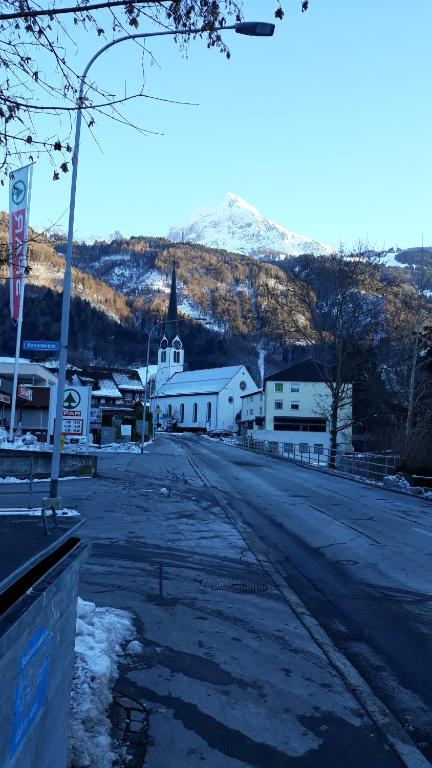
[247,360,353,454]
[0,358,58,441]
[239,389,265,433]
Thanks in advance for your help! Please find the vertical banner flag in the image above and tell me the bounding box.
[9,164,32,321]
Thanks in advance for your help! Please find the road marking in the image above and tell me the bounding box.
[181,441,432,768]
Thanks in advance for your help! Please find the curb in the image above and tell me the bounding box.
[183,443,432,768]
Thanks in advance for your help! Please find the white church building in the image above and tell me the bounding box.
[152,263,257,433]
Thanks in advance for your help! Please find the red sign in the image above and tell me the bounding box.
[10,209,27,321]
[17,384,32,401]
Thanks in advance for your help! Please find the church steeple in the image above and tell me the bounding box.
[157,259,184,388]
[166,259,178,337]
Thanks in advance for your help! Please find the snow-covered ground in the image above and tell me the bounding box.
[69,598,136,768]
[0,507,79,516]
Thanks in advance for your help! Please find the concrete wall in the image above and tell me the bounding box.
[0,451,97,479]
[0,540,88,768]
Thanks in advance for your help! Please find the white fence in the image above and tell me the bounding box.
[237,437,398,481]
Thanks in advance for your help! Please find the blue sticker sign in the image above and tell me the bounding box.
[22,340,60,352]
[9,627,52,761]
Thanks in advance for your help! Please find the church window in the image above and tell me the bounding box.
[167,404,172,417]
[161,350,167,363]
[206,402,212,422]
[192,403,198,422]
[179,404,184,422]
[173,350,180,363]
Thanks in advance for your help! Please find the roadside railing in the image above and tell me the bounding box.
[237,437,398,482]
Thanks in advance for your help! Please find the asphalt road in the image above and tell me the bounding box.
[179,435,432,762]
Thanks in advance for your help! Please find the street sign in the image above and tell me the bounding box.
[23,340,60,352]
[17,384,32,401]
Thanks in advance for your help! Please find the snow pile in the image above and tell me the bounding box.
[0,507,79,516]
[0,430,46,451]
[167,193,333,259]
[69,598,135,768]
[383,473,411,492]
[96,441,151,453]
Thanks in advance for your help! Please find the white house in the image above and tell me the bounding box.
[151,262,258,432]
[240,389,265,432]
[245,360,352,455]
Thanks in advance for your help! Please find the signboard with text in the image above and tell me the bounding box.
[23,340,60,352]
[17,384,33,402]
[61,386,90,440]
[9,165,32,321]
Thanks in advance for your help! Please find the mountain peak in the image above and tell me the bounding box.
[167,194,332,259]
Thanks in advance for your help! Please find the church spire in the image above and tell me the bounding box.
[167,259,178,336]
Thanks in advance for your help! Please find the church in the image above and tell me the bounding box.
[153,263,257,433]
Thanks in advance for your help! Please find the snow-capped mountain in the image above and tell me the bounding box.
[167,193,333,258]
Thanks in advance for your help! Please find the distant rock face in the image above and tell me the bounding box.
[167,193,333,258]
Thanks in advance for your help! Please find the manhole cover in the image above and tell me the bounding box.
[337,559,359,566]
[201,577,271,594]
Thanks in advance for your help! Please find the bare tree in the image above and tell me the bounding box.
[0,0,285,179]
[264,247,385,467]
[382,250,432,463]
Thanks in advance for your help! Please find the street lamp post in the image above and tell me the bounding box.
[49,20,275,498]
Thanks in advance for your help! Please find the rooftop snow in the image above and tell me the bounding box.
[157,365,243,396]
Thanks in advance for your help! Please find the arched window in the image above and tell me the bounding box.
[192,403,198,422]
[206,402,212,422]
[161,350,166,363]
[179,403,184,422]
[173,350,180,363]
[167,404,172,417]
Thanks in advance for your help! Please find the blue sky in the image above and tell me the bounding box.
[1,0,431,249]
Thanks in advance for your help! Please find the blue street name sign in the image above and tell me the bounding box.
[23,340,60,352]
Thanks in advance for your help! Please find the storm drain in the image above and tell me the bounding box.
[201,576,272,594]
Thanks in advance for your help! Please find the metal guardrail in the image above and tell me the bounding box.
[236,437,398,482]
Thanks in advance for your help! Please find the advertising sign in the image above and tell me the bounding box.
[17,384,33,402]
[121,424,132,437]
[61,386,90,439]
[9,165,32,321]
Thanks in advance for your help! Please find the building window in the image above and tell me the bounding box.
[124,392,133,403]
[291,383,300,392]
[275,383,283,392]
[314,444,324,455]
[173,350,180,363]
[249,408,254,416]
[206,402,212,422]
[291,401,300,410]
[167,404,172,417]
[161,350,167,363]
[299,443,308,454]
[259,407,262,415]
[192,402,198,422]
[179,403,184,422]
[274,401,283,410]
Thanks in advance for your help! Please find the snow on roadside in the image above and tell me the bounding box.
[69,598,136,768]
[0,507,79,516]
[0,476,91,484]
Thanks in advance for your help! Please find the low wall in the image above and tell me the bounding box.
[0,450,97,479]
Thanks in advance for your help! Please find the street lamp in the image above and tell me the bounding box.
[139,315,209,453]
[49,20,275,498]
